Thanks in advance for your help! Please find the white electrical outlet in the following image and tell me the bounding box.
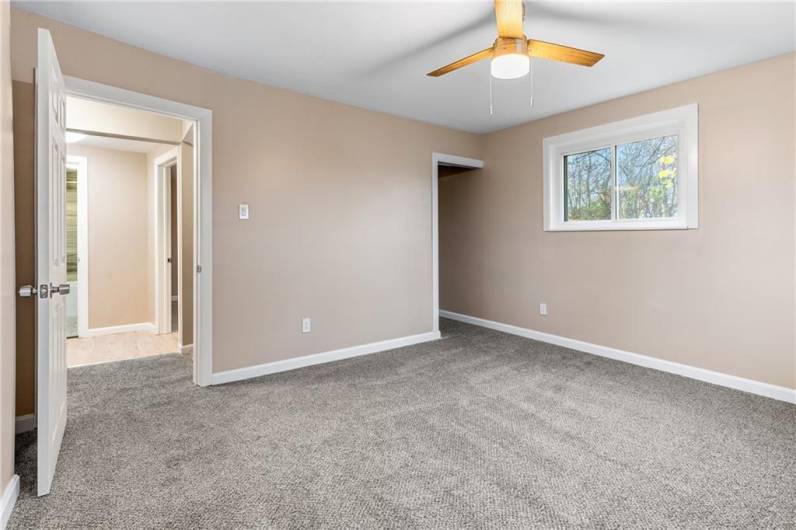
[239,203,250,220]
[302,318,311,333]
[539,303,548,316]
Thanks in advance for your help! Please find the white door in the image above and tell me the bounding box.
[35,28,68,497]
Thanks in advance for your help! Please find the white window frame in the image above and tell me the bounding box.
[543,103,698,231]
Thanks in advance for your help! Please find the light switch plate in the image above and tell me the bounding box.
[239,203,249,220]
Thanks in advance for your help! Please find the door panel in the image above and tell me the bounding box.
[36,27,68,497]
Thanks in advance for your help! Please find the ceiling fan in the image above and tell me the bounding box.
[427,0,604,80]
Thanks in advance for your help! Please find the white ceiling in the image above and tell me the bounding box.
[15,1,796,133]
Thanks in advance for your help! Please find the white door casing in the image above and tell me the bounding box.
[36,28,68,497]
[154,150,178,336]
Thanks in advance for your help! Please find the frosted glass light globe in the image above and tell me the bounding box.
[490,53,530,79]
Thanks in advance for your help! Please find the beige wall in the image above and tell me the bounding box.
[441,53,795,390]
[1,0,17,496]
[10,8,481,412]
[67,144,151,329]
[178,135,193,347]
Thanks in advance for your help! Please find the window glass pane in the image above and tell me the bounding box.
[616,135,678,219]
[66,169,78,282]
[564,147,612,221]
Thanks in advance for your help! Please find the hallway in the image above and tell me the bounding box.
[67,331,178,367]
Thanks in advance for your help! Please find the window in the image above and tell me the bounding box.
[544,104,698,231]
[65,168,78,281]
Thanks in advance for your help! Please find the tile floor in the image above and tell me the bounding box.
[66,331,180,367]
[66,302,181,366]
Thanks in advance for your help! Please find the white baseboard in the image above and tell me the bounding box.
[440,310,796,404]
[179,343,193,355]
[80,322,156,337]
[0,475,19,530]
[211,331,441,385]
[15,414,35,434]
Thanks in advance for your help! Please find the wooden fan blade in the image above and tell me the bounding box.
[427,48,494,77]
[528,39,604,66]
[495,0,525,38]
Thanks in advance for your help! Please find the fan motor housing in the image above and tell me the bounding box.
[493,37,529,58]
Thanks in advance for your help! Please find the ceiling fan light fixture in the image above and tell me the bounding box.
[490,37,530,80]
[425,0,604,80]
[490,53,529,79]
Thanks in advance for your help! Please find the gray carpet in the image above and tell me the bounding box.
[10,319,796,528]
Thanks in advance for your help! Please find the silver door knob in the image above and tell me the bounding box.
[50,283,70,296]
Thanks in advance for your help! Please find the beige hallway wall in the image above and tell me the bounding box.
[440,53,796,390]
[0,0,17,496]
[67,144,151,329]
[10,8,481,412]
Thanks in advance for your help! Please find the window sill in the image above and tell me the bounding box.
[545,220,697,232]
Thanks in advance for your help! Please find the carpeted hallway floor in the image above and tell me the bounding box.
[9,319,796,528]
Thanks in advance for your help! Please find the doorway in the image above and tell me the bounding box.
[170,164,178,333]
[62,96,186,370]
[154,149,177,339]
[153,138,192,357]
[30,28,213,497]
[431,153,483,333]
[63,76,213,387]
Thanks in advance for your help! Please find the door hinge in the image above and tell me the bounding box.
[196,265,202,274]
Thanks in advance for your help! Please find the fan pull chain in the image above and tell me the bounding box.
[489,74,494,116]
[529,58,535,109]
